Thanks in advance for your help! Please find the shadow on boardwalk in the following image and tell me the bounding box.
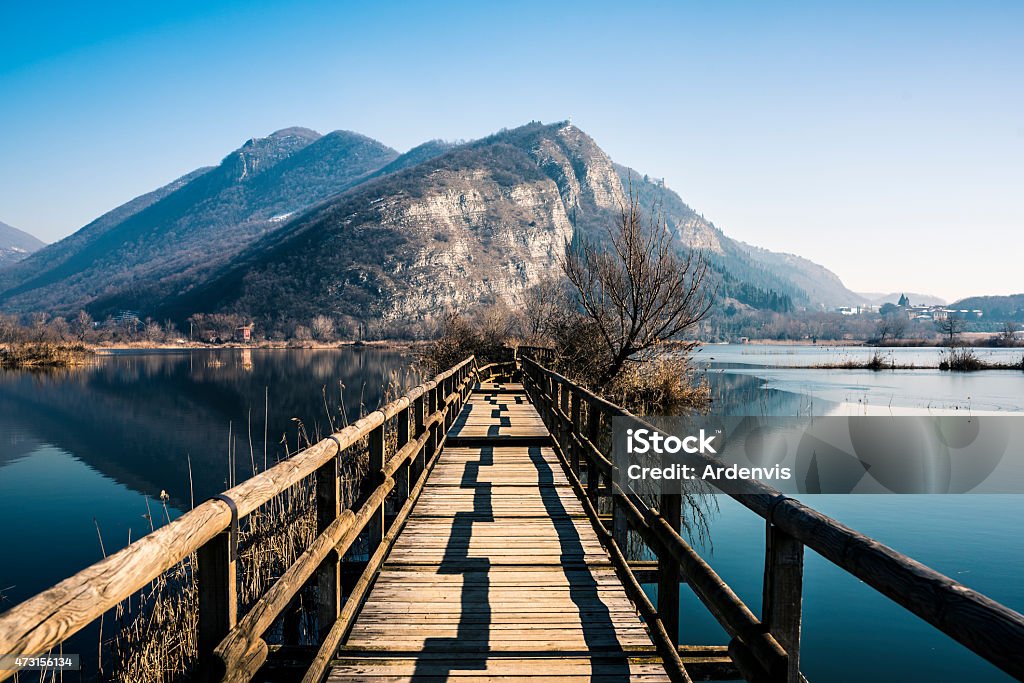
[410,444,630,681]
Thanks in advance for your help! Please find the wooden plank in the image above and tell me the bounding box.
[327,390,671,683]
[763,523,804,683]
[197,530,236,682]
[316,454,342,634]
[328,655,671,679]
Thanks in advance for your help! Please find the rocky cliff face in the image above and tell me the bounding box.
[165,122,599,330]
[378,170,574,322]
[223,127,323,181]
[531,123,626,214]
[3,120,862,328]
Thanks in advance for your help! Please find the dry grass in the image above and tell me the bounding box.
[103,463,359,681]
[604,355,710,415]
[936,347,1023,371]
[0,342,93,368]
[812,350,906,371]
[100,379,409,681]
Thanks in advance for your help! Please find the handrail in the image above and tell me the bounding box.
[519,354,1024,682]
[0,355,479,682]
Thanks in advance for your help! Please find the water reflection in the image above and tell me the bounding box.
[0,348,417,510]
[706,370,834,416]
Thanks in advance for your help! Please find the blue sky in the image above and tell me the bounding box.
[1,0,1020,301]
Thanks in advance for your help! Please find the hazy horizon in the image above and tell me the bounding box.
[1,1,1021,302]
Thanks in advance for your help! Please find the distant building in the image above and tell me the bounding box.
[234,324,253,343]
[112,310,141,325]
[110,310,142,332]
[898,293,910,307]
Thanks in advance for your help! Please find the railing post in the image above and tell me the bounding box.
[197,527,236,681]
[444,376,453,429]
[368,422,385,550]
[439,378,448,430]
[413,393,426,483]
[396,406,411,503]
[763,522,804,683]
[427,384,439,461]
[558,380,570,457]
[612,495,630,551]
[658,491,682,646]
[569,390,581,475]
[549,380,559,431]
[315,449,341,637]
[586,403,601,505]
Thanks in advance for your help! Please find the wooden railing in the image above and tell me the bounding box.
[519,355,1024,683]
[0,356,494,683]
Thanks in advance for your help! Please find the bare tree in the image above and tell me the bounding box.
[310,315,336,342]
[163,319,180,341]
[521,277,568,344]
[73,310,94,342]
[30,312,49,341]
[49,316,70,342]
[890,316,907,341]
[935,315,965,345]
[874,315,907,344]
[144,318,163,343]
[996,322,1019,347]
[0,314,18,343]
[562,185,713,388]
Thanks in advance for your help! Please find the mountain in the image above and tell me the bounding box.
[733,243,859,308]
[950,294,1024,322]
[856,292,946,307]
[0,128,398,315]
[159,121,622,334]
[0,221,45,267]
[160,122,859,335]
[0,120,864,333]
[613,168,859,309]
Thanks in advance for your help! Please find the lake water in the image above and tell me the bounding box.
[1,345,1022,681]
[675,344,1024,682]
[0,346,419,677]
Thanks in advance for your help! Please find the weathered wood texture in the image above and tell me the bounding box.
[520,356,1024,682]
[328,386,671,682]
[0,358,478,683]
[7,353,1024,683]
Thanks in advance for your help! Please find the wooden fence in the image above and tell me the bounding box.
[0,356,494,683]
[519,354,1024,683]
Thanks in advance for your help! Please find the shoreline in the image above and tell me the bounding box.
[732,336,1021,348]
[91,339,424,352]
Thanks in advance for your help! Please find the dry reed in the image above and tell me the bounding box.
[101,373,412,682]
[0,342,93,368]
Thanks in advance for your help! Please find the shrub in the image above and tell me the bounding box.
[865,350,894,371]
[419,309,514,373]
[939,347,985,371]
[604,355,710,415]
[0,342,93,368]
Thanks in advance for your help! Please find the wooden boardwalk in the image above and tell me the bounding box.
[5,358,1024,682]
[329,382,670,682]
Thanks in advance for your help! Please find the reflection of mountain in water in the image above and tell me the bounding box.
[708,371,836,416]
[0,348,415,508]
